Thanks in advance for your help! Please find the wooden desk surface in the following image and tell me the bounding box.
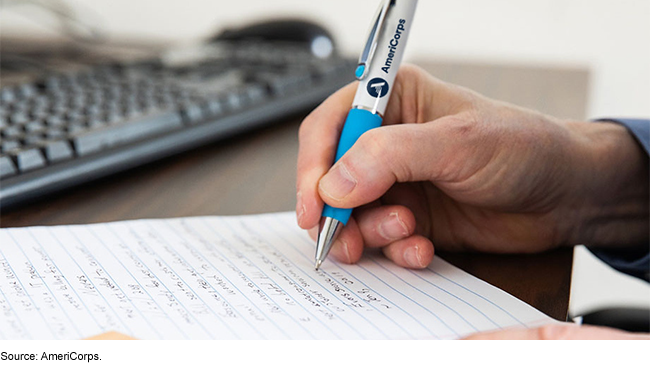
[0,60,588,321]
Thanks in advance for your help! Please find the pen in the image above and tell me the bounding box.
[315,0,418,270]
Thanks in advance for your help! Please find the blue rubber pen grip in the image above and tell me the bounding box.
[322,108,383,224]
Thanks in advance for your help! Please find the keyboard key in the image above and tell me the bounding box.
[1,140,20,153]
[44,140,74,162]
[24,134,46,146]
[260,72,312,96]
[310,62,339,78]
[45,128,66,140]
[65,110,86,123]
[72,111,183,156]
[223,93,243,110]
[122,106,142,119]
[84,104,102,115]
[25,121,47,133]
[2,125,23,138]
[245,84,266,103]
[179,103,204,124]
[88,119,107,129]
[106,112,122,124]
[0,156,17,178]
[9,113,29,125]
[67,123,86,134]
[31,96,50,107]
[205,99,223,116]
[46,115,66,126]
[18,84,38,99]
[0,87,16,103]
[13,148,46,172]
[51,103,69,114]
[30,108,51,120]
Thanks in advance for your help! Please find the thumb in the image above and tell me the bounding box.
[318,116,487,208]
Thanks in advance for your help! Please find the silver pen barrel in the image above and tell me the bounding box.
[314,217,343,270]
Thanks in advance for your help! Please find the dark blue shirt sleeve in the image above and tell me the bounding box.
[589,118,649,282]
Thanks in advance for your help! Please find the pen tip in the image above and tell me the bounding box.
[314,259,322,271]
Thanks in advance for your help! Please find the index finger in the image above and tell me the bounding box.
[296,82,357,229]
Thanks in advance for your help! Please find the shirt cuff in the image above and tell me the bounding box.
[590,118,649,282]
[588,247,650,282]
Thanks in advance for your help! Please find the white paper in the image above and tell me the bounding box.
[0,212,554,339]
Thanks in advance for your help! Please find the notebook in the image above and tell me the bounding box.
[0,212,554,339]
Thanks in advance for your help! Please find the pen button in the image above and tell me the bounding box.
[355,65,365,80]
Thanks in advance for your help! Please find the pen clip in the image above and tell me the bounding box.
[355,0,392,80]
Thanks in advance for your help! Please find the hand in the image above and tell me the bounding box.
[463,324,650,340]
[296,64,649,268]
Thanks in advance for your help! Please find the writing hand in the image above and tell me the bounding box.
[296,65,649,268]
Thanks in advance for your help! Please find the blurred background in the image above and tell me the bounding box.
[2,0,649,319]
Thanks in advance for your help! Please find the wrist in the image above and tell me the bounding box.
[563,120,649,248]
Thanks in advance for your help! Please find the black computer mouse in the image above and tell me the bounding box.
[210,19,336,58]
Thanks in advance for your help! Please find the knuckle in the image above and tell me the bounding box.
[440,115,479,139]
[357,129,390,160]
[356,128,414,182]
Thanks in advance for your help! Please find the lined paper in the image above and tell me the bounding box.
[0,212,554,339]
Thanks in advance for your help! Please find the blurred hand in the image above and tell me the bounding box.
[296,64,649,268]
[463,324,650,340]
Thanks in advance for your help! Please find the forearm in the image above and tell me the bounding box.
[566,120,649,249]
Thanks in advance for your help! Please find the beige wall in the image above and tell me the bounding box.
[4,0,649,118]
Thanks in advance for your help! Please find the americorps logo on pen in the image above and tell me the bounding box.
[382,19,407,74]
[367,77,389,98]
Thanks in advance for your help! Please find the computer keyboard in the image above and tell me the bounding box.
[0,41,356,208]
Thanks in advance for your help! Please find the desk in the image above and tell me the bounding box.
[0,60,588,322]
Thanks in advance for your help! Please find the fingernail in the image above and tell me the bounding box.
[403,246,422,268]
[378,212,409,241]
[319,163,357,201]
[296,191,306,225]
